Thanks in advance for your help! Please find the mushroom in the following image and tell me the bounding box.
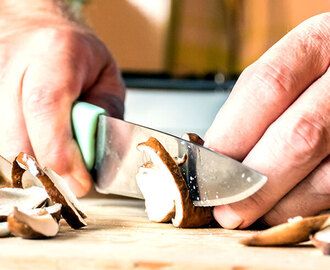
[7,207,60,239]
[181,133,205,146]
[0,186,49,222]
[136,137,213,228]
[240,214,330,246]
[0,222,10,238]
[311,226,330,255]
[13,152,87,229]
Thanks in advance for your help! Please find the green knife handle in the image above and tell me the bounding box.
[72,102,106,171]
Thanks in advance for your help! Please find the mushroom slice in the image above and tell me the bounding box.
[137,137,213,228]
[0,155,12,188]
[16,203,63,223]
[7,207,59,239]
[13,152,87,229]
[311,226,330,255]
[136,163,175,223]
[12,155,42,189]
[0,186,49,221]
[0,222,10,238]
[240,214,330,246]
[181,133,205,146]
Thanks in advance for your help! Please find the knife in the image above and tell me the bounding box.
[72,102,267,206]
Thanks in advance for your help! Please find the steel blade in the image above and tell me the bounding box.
[94,115,267,206]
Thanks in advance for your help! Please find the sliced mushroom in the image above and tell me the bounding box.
[0,222,10,237]
[181,133,205,146]
[137,137,213,228]
[0,155,12,188]
[13,153,87,229]
[0,186,49,221]
[7,207,59,239]
[311,226,330,255]
[12,155,41,189]
[240,214,330,246]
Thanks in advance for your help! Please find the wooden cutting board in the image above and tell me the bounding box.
[1,197,329,270]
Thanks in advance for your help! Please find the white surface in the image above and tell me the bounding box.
[124,88,230,137]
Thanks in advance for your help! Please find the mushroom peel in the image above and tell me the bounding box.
[136,137,213,228]
[7,207,59,239]
[240,214,330,246]
[13,152,87,229]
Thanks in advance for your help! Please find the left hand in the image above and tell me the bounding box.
[204,13,330,228]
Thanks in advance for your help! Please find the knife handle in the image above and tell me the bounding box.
[72,102,106,171]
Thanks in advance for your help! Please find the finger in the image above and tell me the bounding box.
[204,13,330,161]
[0,63,34,160]
[80,58,125,119]
[214,67,330,229]
[262,155,330,226]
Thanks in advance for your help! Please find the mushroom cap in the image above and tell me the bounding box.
[7,207,59,239]
[13,153,87,229]
[181,133,205,146]
[137,137,213,228]
[240,214,330,246]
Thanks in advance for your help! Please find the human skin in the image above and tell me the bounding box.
[204,13,330,228]
[0,0,125,197]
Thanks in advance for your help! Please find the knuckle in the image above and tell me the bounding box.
[276,115,328,161]
[253,62,293,97]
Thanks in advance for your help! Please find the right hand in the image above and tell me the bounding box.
[0,13,125,197]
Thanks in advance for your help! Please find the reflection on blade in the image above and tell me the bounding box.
[94,115,267,206]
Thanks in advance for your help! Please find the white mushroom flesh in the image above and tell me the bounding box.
[136,166,175,222]
[0,222,10,237]
[12,208,59,237]
[43,167,87,224]
[0,187,49,217]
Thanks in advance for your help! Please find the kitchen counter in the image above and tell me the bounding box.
[1,198,329,270]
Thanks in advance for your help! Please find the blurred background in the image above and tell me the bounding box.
[78,0,329,136]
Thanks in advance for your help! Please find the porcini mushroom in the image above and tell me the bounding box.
[13,152,87,229]
[7,206,60,239]
[240,214,330,246]
[136,137,213,228]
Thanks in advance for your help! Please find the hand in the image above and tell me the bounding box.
[0,5,125,197]
[204,13,330,228]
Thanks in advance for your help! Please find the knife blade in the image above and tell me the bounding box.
[72,102,267,206]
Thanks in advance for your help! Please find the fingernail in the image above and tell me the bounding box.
[213,205,243,229]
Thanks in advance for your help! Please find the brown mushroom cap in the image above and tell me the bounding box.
[7,207,59,239]
[137,137,213,228]
[181,133,205,146]
[240,215,330,246]
[13,153,87,229]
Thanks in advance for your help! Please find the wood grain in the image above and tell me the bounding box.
[0,198,329,270]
